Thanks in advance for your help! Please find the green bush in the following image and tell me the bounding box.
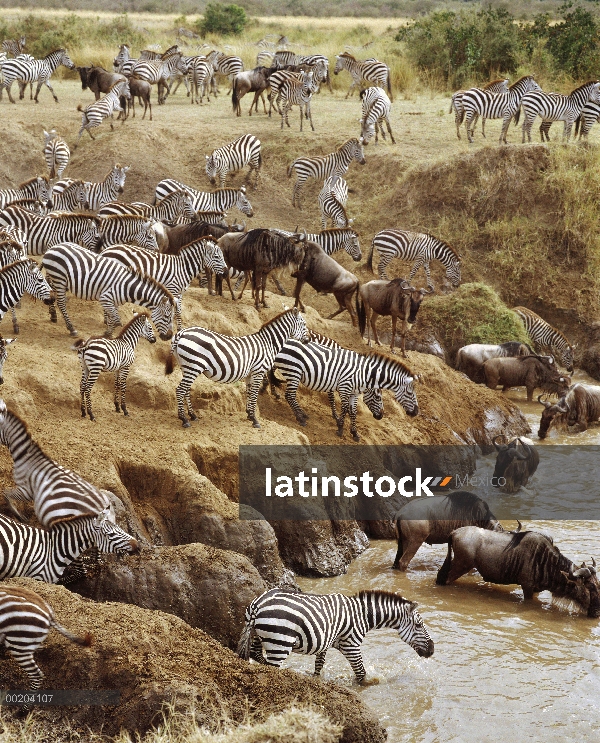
[197,3,248,37]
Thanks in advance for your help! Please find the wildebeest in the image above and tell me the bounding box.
[165,219,245,252]
[232,66,276,116]
[77,66,129,114]
[436,526,600,617]
[217,229,306,309]
[392,491,503,571]
[483,355,570,402]
[492,435,539,493]
[291,240,359,326]
[538,383,600,438]
[357,278,432,356]
[127,76,152,121]
[456,341,533,383]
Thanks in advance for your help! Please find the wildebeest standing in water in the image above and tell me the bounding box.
[392,491,503,571]
[537,383,600,438]
[455,341,533,383]
[492,435,539,493]
[482,354,570,402]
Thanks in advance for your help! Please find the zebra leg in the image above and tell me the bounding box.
[348,394,360,442]
[378,256,391,281]
[5,81,16,104]
[385,116,395,144]
[314,650,328,676]
[43,78,59,104]
[6,645,45,705]
[249,636,268,664]
[10,307,19,335]
[327,391,342,430]
[100,299,122,338]
[18,80,26,100]
[465,112,476,144]
[116,366,131,416]
[336,640,370,685]
[284,376,308,424]
[55,290,77,336]
[80,367,89,418]
[84,369,100,422]
[246,372,263,428]
[176,369,200,427]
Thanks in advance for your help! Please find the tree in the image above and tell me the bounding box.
[197,3,247,37]
[546,5,600,78]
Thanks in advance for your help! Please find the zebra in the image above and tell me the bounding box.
[0,242,28,334]
[206,50,244,92]
[154,179,254,217]
[98,191,196,224]
[280,70,318,131]
[0,261,54,328]
[205,134,262,190]
[237,588,433,684]
[50,180,88,212]
[334,52,393,101]
[76,80,130,142]
[299,54,332,92]
[275,227,361,262]
[287,138,365,209]
[461,75,541,144]
[0,226,27,252]
[271,334,418,439]
[131,49,189,104]
[98,215,159,251]
[267,69,303,116]
[42,243,175,339]
[360,86,395,145]
[572,101,600,139]
[2,36,25,57]
[512,307,575,372]
[84,164,130,211]
[0,207,101,255]
[449,78,509,139]
[0,400,120,526]
[0,584,92,703]
[164,307,309,428]
[0,334,16,380]
[43,129,70,179]
[113,44,136,75]
[188,56,213,104]
[72,312,156,420]
[318,175,350,229]
[100,239,228,329]
[520,80,600,143]
[0,48,75,104]
[0,175,53,211]
[368,230,461,290]
[0,510,138,582]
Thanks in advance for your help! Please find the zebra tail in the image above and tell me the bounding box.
[77,104,84,112]
[387,69,393,102]
[268,367,283,389]
[366,241,375,273]
[50,165,56,179]
[575,115,581,137]
[287,160,297,178]
[51,621,94,647]
[513,106,521,127]
[71,339,86,352]
[165,351,176,375]
[357,292,366,337]
[236,616,255,659]
[457,108,465,125]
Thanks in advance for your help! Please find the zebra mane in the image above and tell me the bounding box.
[432,235,460,260]
[570,80,600,95]
[509,75,535,89]
[357,590,411,605]
[45,48,67,58]
[364,351,413,375]
[49,213,101,224]
[483,78,507,89]
[0,259,34,276]
[101,214,151,223]
[174,237,215,255]
[260,308,297,329]
[339,51,356,60]
[338,138,359,150]
[18,175,49,189]
[308,330,340,346]
[107,80,126,93]
[129,270,175,302]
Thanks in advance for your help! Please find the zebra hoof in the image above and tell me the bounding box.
[182,420,191,429]
[336,429,344,438]
[123,410,129,417]
[70,329,78,337]
[352,434,360,443]
[252,420,261,429]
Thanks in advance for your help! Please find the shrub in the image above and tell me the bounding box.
[197,3,248,37]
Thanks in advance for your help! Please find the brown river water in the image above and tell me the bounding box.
[292,372,600,743]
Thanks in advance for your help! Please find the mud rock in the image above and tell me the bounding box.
[2,579,387,743]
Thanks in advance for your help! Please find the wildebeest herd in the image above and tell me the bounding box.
[0,32,597,708]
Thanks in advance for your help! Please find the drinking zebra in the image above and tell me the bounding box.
[100,239,228,329]
[72,313,156,420]
[0,261,54,329]
[76,80,130,142]
[98,191,196,224]
[165,307,309,428]
[288,138,365,209]
[237,588,433,684]
[368,230,461,290]
[360,86,395,145]
[271,336,418,439]
[0,176,53,211]
[318,175,350,229]
[98,215,159,251]
[449,78,509,139]
[520,81,600,143]
[2,36,25,57]
[0,207,101,255]
[0,585,92,702]
[43,129,70,180]
[50,180,88,212]
[279,71,318,131]
[205,134,262,190]
[154,179,254,217]
[512,307,575,372]
[461,75,541,144]
[0,48,75,103]
[334,52,393,101]
[42,243,175,339]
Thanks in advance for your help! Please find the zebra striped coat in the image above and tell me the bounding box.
[42,243,175,338]
[275,227,361,262]
[360,86,395,145]
[0,261,54,323]
[334,52,393,101]
[0,242,30,334]
[279,71,318,131]
[0,334,16,380]
[0,207,101,255]
[542,99,600,141]
[188,56,213,104]
[50,180,88,212]
[131,50,190,104]
[237,588,433,683]
[0,176,53,211]
[267,69,303,116]
[206,50,244,87]
[154,179,254,216]
[165,308,309,427]
[369,229,461,289]
[0,48,75,103]
[98,215,159,251]
[318,175,350,229]
[1,36,25,57]
[43,129,70,179]
[513,307,575,372]
[113,44,136,75]
[288,138,365,209]
[520,80,600,142]
[85,164,130,211]
[98,191,196,224]
[205,134,262,189]
[77,80,130,142]
[449,78,509,139]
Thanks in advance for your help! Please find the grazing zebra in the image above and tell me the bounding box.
[368,230,461,290]
[0,584,92,702]
[280,70,318,131]
[512,307,575,372]
[237,588,433,684]
[461,75,541,144]
[0,510,138,582]
[0,207,101,255]
[520,81,600,143]
[100,239,228,329]
[42,243,175,338]
[0,48,75,104]
[188,56,213,104]
[82,164,130,211]
[43,129,70,179]
[98,191,196,224]
[334,52,393,101]
[0,335,16,380]
[131,49,189,104]
[449,78,509,139]
[50,180,88,212]
[205,134,262,190]
[0,401,121,526]
[76,80,130,142]
[0,176,53,211]
[0,261,54,328]
[72,312,156,420]
[98,215,159,251]
[318,175,350,229]
[165,307,309,428]
[2,36,25,57]
[360,86,395,145]
[288,138,365,209]
[271,335,418,438]
[154,179,254,217]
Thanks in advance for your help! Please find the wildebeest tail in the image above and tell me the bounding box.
[436,536,454,585]
[357,292,366,337]
[232,82,239,112]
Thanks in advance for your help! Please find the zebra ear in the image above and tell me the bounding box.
[0,399,6,416]
[409,601,418,610]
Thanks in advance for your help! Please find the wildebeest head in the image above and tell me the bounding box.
[407,285,434,324]
[560,558,600,618]
[537,394,570,439]
[492,435,539,492]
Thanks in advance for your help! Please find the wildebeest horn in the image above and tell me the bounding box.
[593,557,597,568]
[537,394,551,409]
[570,563,592,579]
[493,434,507,451]
[515,520,522,532]
[557,398,569,413]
